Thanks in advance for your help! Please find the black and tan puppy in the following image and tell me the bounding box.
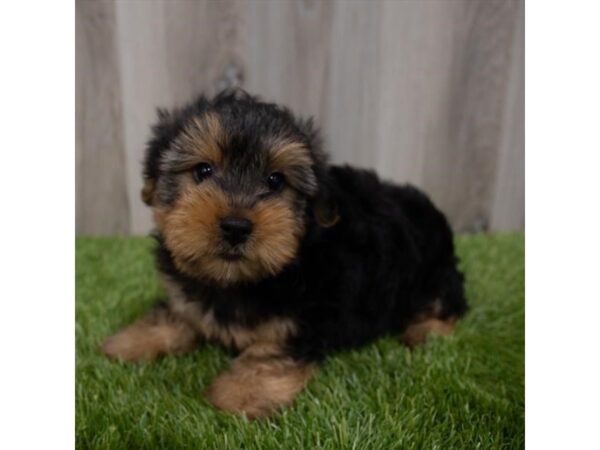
[103,90,468,418]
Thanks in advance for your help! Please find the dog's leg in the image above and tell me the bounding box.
[206,342,314,419]
[400,317,456,348]
[400,299,457,348]
[102,303,199,362]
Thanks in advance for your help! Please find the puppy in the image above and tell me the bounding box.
[102,90,468,418]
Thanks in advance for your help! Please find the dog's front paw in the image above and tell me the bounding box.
[102,319,197,362]
[101,327,157,362]
[206,353,314,419]
[206,371,278,419]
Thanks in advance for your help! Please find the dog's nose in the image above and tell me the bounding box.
[220,217,253,245]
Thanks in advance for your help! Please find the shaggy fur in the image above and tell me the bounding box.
[103,90,468,418]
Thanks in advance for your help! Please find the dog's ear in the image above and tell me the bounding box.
[141,107,185,207]
[297,118,338,228]
[312,169,339,228]
[141,177,156,206]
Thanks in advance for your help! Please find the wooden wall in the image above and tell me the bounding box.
[76,0,524,235]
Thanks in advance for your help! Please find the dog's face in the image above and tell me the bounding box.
[143,93,335,284]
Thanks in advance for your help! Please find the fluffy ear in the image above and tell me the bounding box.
[141,178,156,206]
[296,117,339,228]
[141,107,183,207]
[311,166,339,228]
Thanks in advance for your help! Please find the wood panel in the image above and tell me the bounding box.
[114,0,172,235]
[242,0,335,121]
[417,0,522,232]
[491,0,525,230]
[76,0,524,235]
[76,0,129,235]
[324,0,384,169]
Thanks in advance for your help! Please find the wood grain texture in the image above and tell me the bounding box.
[418,0,522,232]
[76,0,524,235]
[76,0,129,235]
[114,0,171,235]
[242,0,335,121]
[491,0,524,230]
[324,0,383,169]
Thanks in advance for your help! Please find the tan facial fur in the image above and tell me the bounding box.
[170,112,225,170]
[161,183,303,284]
[162,182,229,276]
[268,139,318,194]
[270,141,312,169]
[244,195,304,278]
[270,141,314,184]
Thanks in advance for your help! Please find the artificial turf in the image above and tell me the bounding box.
[76,233,524,449]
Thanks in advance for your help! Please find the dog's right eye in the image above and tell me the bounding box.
[193,162,213,183]
[267,172,285,191]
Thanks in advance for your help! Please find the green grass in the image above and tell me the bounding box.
[76,233,524,449]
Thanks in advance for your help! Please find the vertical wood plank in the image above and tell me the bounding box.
[114,0,171,235]
[419,0,522,231]
[76,0,129,235]
[161,0,247,104]
[490,0,524,230]
[242,0,335,121]
[375,0,464,186]
[323,0,383,168]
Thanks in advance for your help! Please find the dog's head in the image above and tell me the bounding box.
[143,91,336,284]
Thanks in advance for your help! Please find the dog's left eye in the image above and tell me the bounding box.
[267,172,285,191]
[193,162,213,183]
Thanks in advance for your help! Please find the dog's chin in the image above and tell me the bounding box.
[172,250,268,285]
[170,235,300,285]
[219,251,244,262]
